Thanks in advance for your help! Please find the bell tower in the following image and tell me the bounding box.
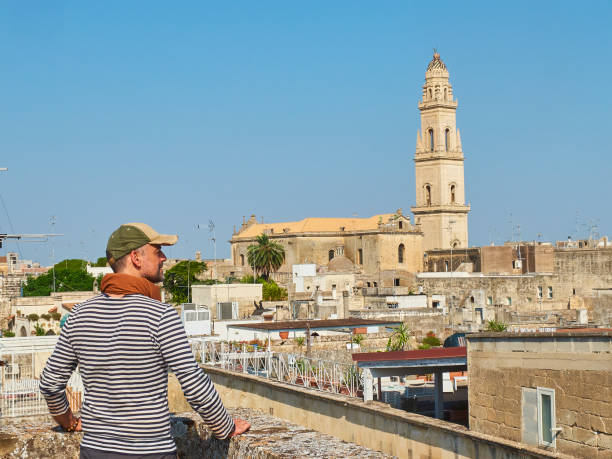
[411,51,470,251]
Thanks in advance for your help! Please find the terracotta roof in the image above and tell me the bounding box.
[235,214,395,239]
[352,347,466,362]
[0,257,6,263]
[48,306,57,313]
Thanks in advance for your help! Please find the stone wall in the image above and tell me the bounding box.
[467,332,611,457]
[172,367,571,458]
[0,410,390,458]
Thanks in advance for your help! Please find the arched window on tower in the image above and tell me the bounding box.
[240,254,245,266]
[428,88,432,100]
[328,249,335,261]
[398,244,405,264]
[444,88,447,101]
[428,129,434,152]
[445,128,450,151]
[425,185,431,206]
[450,184,456,204]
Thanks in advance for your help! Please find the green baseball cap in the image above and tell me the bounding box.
[106,222,178,264]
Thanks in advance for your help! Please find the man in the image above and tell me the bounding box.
[40,223,250,458]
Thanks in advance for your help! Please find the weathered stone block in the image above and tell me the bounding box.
[573,426,598,446]
[556,438,598,458]
[557,409,577,427]
[504,411,520,429]
[598,432,612,450]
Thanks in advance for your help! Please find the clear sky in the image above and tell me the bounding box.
[1,1,610,265]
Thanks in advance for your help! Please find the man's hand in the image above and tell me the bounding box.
[53,410,82,432]
[230,418,250,437]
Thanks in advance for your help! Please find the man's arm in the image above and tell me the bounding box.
[157,306,249,439]
[39,317,81,431]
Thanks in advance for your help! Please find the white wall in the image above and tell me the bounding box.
[385,294,427,308]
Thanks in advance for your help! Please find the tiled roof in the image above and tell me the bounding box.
[235,214,395,239]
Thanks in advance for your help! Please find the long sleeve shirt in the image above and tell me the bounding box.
[39,294,234,454]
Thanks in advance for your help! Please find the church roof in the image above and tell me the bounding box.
[426,52,447,72]
[235,214,395,239]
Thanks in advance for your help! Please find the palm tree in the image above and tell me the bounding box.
[386,323,411,351]
[247,233,285,280]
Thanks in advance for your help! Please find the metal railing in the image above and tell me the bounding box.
[0,369,83,418]
[192,340,364,398]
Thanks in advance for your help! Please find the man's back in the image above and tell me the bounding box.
[40,293,234,455]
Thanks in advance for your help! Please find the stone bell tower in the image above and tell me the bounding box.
[411,51,470,251]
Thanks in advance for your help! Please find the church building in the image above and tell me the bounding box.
[229,52,469,285]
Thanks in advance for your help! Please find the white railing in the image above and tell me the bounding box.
[0,366,83,418]
[191,340,364,398]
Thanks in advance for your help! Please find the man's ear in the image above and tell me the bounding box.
[129,250,142,269]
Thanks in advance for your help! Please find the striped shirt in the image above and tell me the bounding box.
[39,293,234,454]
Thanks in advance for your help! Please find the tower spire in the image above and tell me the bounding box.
[411,52,470,251]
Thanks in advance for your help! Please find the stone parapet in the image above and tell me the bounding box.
[0,409,390,458]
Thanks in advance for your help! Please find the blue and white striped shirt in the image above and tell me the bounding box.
[40,293,234,454]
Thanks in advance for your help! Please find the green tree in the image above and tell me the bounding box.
[54,259,88,271]
[92,257,108,267]
[23,269,97,296]
[247,234,285,280]
[162,260,207,305]
[386,323,411,352]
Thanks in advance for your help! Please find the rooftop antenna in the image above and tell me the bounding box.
[208,220,217,286]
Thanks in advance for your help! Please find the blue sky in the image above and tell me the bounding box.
[0,1,610,264]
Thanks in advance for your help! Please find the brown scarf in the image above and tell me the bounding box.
[100,273,162,301]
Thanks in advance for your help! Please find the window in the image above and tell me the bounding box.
[537,286,543,298]
[398,221,403,229]
[537,387,557,447]
[445,128,450,151]
[328,249,334,261]
[450,184,456,203]
[507,297,512,306]
[240,254,245,266]
[444,87,447,101]
[366,282,371,288]
[487,296,493,305]
[444,260,449,272]
[425,185,432,206]
[358,249,363,265]
[428,129,434,151]
[373,282,377,287]
[547,286,553,299]
[398,244,405,263]
[394,278,400,287]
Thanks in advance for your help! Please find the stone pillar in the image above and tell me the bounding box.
[339,291,349,319]
[362,368,374,402]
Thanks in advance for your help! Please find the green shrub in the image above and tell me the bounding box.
[2,330,15,338]
[34,323,45,336]
[50,312,61,321]
[486,320,508,332]
[41,314,51,321]
[418,343,431,350]
[422,331,441,347]
[352,334,364,345]
[27,314,40,322]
